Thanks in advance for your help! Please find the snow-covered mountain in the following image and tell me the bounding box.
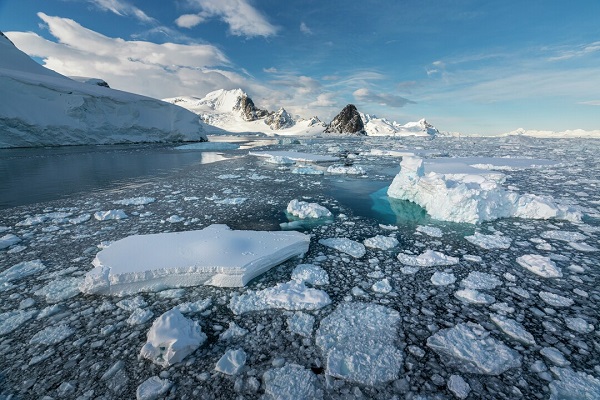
[164,89,326,136]
[0,32,206,148]
[361,113,439,137]
[502,128,600,139]
[325,104,366,135]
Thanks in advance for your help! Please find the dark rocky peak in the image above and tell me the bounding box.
[233,94,269,121]
[325,104,366,135]
[264,107,295,130]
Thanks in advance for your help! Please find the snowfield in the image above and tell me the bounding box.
[1,134,599,399]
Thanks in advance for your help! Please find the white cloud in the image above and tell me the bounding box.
[547,41,600,61]
[182,0,278,38]
[300,22,313,35]
[578,100,600,106]
[88,0,156,23]
[175,14,206,29]
[353,88,415,107]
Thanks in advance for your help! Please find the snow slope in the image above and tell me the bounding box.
[164,89,326,136]
[361,113,439,137]
[0,32,207,148]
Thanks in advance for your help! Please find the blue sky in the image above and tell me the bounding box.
[1,0,599,135]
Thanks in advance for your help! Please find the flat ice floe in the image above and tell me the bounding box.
[564,317,595,334]
[0,260,46,288]
[0,309,37,335]
[465,232,512,249]
[490,314,536,345]
[286,199,332,219]
[541,230,587,242]
[539,291,574,307]
[262,364,323,400]
[80,224,310,295]
[397,249,459,266]
[94,209,128,221]
[387,156,582,224]
[431,271,456,286]
[249,150,337,163]
[136,376,173,400]
[516,254,562,278]
[315,302,403,385]
[215,348,246,375]
[140,309,207,367]
[318,237,366,258]
[454,289,495,304]
[460,271,501,290]
[290,264,329,285]
[549,367,600,400]
[363,235,399,250]
[427,322,521,375]
[113,197,155,206]
[0,234,21,250]
[287,312,315,337]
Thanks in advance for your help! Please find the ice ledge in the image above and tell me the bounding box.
[80,224,310,296]
[387,156,582,224]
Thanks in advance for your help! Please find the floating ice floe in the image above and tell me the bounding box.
[165,215,185,223]
[541,347,570,366]
[286,199,332,219]
[291,166,324,174]
[363,235,399,250]
[564,317,595,334]
[318,237,366,258]
[541,230,587,242]
[0,260,46,288]
[229,281,331,314]
[516,254,562,278]
[68,214,91,224]
[372,278,393,293]
[136,376,173,400]
[0,309,37,335]
[287,312,315,337]
[34,277,82,303]
[465,232,512,249]
[0,234,21,250]
[568,242,598,252]
[316,302,403,385]
[431,271,456,286]
[94,210,128,221]
[326,165,366,175]
[80,224,310,295]
[29,325,74,345]
[291,264,329,285]
[219,322,248,340]
[549,367,600,400]
[113,197,155,206]
[249,150,337,163]
[215,348,246,375]
[416,225,443,237]
[140,309,206,367]
[454,289,495,305]
[448,374,471,399]
[426,322,521,375]
[460,271,502,290]
[127,308,154,325]
[387,156,582,224]
[490,314,536,345]
[262,364,323,400]
[175,299,212,314]
[539,291,574,307]
[397,249,459,267]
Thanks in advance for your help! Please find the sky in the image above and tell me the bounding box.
[1,0,599,135]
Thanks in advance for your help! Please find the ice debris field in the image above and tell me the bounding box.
[1,135,600,399]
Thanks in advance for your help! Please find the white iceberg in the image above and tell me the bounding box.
[214,348,246,375]
[318,237,366,258]
[140,309,206,367]
[387,156,582,224]
[286,199,332,219]
[80,224,310,295]
[516,255,562,278]
[397,249,458,267]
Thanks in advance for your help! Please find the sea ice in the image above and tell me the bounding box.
[516,255,562,278]
[490,314,536,345]
[316,302,403,385]
[287,312,315,337]
[291,166,324,174]
[0,259,46,284]
[397,249,459,267]
[465,232,512,249]
[262,364,323,400]
[564,317,595,334]
[431,271,456,286]
[539,291,574,307]
[174,299,212,314]
[541,230,587,242]
[0,234,21,250]
[127,308,154,325]
[290,264,329,285]
[117,296,147,311]
[540,347,570,366]
[372,278,393,293]
[140,309,207,367]
[34,277,82,303]
[136,376,173,400]
[387,156,582,224]
[448,374,471,399]
[29,325,74,345]
[215,348,246,375]
[249,150,337,163]
[81,224,310,295]
[454,289,495,305]
[363,235,399,250]
[229,281,331,314]
[0,309,37,335]
[460,271,502,290]
[427,322,521,375]
[219,322,248,340]
[286,199,332,219]
[549,367,600,400]
[113,197,155,206]
[318,237,366,258]
[568,242,598,252]
[326,165,366,175]
[94,210,128,221]
[416,225,443,237]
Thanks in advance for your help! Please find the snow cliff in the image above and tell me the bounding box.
[0,32,206,148]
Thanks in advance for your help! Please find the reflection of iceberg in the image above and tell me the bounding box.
[370,186,428,224]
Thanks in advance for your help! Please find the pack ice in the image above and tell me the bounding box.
[80,224,310,295]
[387,156,582,224]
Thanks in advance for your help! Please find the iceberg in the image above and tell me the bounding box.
[80,224,310,295]
[387,156,582,224]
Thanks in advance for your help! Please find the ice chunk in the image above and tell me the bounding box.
[397,249,459,267]
[229,281,331,314]
[490,314,536,345]
[454,289,495,305]
[215,348,246,375]
[0,309,37,335]
[117,296,147,311]
[29,325,74,345]
[286,199,332,219]
[416,225,443,237]
[0,233,21,250]
[263,364,323,400]
[460,271,502,290]
[316,302,403,385]
[326,165,366,175]
[372,278,393,293]
[568,242,598,252]
[363,235,399,250]
[68,214,91,224]
[94,210,128,221]
[431,271,456,286]
[516,255,562,278]
[215,197,246,205]
[291,264,329,285]
[541,230,587,242]
[465,232,512,249]
[127,308,154,325]
[250,150,337,163]
[34,277,82,303]
[136,376,173,400]
[174,299,212,314]
[448,374,471,399]
[114,197,155,206]
[319,237,366,258]
[427,322,521,375]
[0,259,46,285]
[541,347,570,366]
[564,317,594,334]
[140,309,207,367]
[219,322,248,340]
[291,166,324,175]
[287,312,315,337]
[539,291,574,307]
[81,224,310,295]
[388,156,582,224]
[166,215,185,223]
[549,367,600,400]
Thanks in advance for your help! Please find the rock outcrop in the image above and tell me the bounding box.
[233,94,270,122]
[265,108,295,130]
[325,104,366,135]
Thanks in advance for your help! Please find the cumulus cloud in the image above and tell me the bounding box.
[88,0,156,23]
[300,22,313,35]
[178,0,278,38]
[175,14,206,29]
[353,88,415,107]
